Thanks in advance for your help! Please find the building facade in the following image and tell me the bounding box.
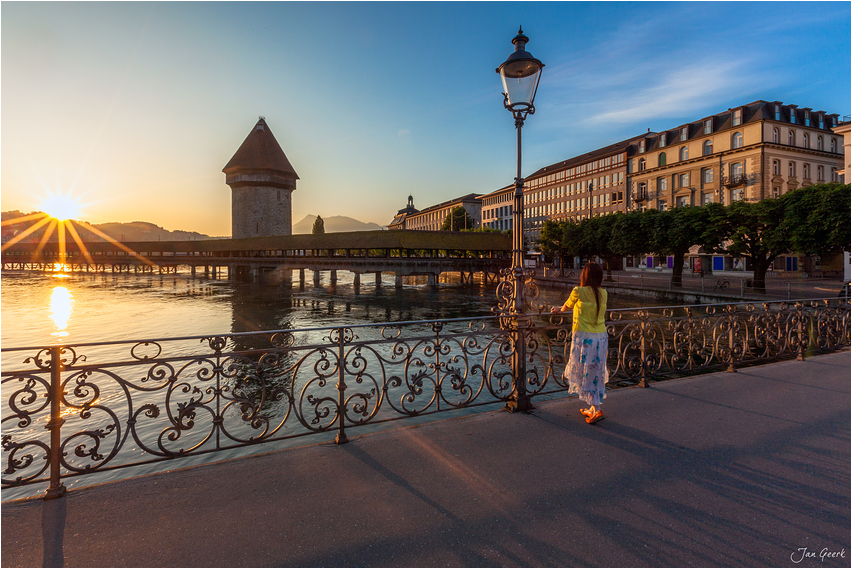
[628,101,843,212]
[479,185,514,231]
[224,117,299,239]
[388,195,419,230]
[403,193,482,231]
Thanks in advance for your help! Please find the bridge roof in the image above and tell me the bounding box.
[2,230,511,254]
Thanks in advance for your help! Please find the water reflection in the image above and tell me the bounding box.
[50,286,74,337]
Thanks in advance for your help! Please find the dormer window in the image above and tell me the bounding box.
[660,133,666,147]
[775,105,781,121]
[804,111,811,126]
[704,119,712,134]
[639,139,646,153]
[790,110,796,124]
[819,115,825,129]
[680,127,688,141]
[832,116,838,127]
[733,109,742,126]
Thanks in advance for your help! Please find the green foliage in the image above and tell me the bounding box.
[781,183,851,259]
[441,206,475,231]
[311,215,325,234]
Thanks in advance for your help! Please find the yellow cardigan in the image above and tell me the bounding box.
[561,286,608,333]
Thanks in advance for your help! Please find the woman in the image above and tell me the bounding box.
[550,262,609,424]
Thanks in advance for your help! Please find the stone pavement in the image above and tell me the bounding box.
[2,352,849,568]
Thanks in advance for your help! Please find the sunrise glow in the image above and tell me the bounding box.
[39,191,83,222]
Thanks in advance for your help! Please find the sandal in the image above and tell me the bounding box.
[586,411,606,424]
[580,408,593,417]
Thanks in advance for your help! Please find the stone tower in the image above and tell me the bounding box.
[223,117,299,239]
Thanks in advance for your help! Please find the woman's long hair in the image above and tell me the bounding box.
[579,262,604,320]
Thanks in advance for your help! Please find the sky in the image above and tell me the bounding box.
[3,1,850,237]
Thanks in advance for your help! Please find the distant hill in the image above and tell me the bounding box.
[1,211,214,243]
[293,214,383,234]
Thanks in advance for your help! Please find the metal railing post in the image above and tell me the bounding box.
[727,307,737,373]
[787,282,791,300]
[335,328,348,444]
[44,346,66,500]
[638,314,648,388]
[796,302,806,361]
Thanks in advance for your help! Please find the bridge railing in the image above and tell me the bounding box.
[2,298,848,498]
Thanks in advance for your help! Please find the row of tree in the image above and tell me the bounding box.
[536,183,850,293]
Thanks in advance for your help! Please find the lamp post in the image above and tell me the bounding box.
[497,27,544,413]
[588,178,594,220]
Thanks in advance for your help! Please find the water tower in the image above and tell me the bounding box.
[223,117,299,238]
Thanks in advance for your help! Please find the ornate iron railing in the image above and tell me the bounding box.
[2,298,848,498]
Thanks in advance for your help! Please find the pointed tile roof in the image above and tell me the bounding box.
[223,117,299,178]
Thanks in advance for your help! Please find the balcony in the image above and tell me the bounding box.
[721,173,747,187]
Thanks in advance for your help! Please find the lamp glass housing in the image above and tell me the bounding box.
[499,60,542,109]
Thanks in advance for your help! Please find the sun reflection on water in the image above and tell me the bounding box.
[50,286,74,337]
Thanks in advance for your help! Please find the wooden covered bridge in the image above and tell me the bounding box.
[1,230,512,287]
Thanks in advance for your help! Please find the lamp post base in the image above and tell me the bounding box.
[504,396,534,413]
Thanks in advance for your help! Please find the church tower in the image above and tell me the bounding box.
[223,117,299,238]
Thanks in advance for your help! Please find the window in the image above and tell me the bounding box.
[660,133,667,147]
[790,110,796,124]
[658,177,667,193]
[659,152,666,166]
[730,162,743,179]
[803,133,810,148]
[818,165,824,181]
[832,168,839,182]
[832,116,838,127]
[676,196,690,207]
[818,136,824,150]
[819,114,825,129]
[732,132,743,149]
[772,187,781,198]
[702,168,713,184]
[733,109,742,126]
[658,201,667,212]
[831,138,837,153]
[639,139,646,153]
[775,105,781,121]
[680,173,690,187]
[703,140,713,155]
[773,159,781,175]
[638,158,646,171]
[702,192,713,205]
[732,188,744,202]
[638,182,647,199]
[804,111,810,126]
[680,127,688,141]
[803,164,810,179]
[773,128,779,143]
[788,130,795,146]
[789,161,796,177]
[680,146,688,161]
[704,119,712,134]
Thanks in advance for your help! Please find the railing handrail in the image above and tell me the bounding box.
[2,298,842,354]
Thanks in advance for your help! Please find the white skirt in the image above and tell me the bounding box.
[563,331,609,406]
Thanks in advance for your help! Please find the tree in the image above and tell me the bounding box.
[441,206,475,231]
[710,197,789,293]
[642,206,718,288]
[610,210,652,265]
[311,215,325,234]
[781,183,851,262]
[537,219,569,274]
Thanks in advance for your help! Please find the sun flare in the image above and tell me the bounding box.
[39,191,83,221]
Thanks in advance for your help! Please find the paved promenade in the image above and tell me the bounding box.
[2,352,849,568]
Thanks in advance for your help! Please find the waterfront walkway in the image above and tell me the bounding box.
[2,352,849,567]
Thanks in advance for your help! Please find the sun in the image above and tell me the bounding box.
[39,191,83,221]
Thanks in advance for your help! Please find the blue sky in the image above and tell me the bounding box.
[3,1,850,236]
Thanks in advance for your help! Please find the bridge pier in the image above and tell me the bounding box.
[427,273,437,288]
[313,270,320,286]
[395,274,403,289]
[299,269,305,286]
[375,272,382,287]
[353,273,360,294]
[330,270,337,284]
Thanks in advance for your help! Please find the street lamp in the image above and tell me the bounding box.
[497,26,544,313]
[496,27,544,413]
